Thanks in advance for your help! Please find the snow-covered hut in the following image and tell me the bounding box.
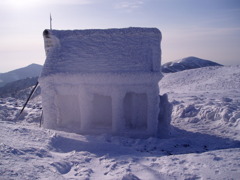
[39,27,163,136]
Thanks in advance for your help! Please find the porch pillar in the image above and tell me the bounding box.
[147,87,159,136]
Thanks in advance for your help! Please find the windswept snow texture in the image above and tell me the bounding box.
[161,56,222,73]
[0,65,240,179]
[160,65,240,141]
[161,65,240,93]
[41,28,161,76]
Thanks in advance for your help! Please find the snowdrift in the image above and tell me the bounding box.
[160,65,240,140]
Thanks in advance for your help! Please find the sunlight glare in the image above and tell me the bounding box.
[7,0,41,8]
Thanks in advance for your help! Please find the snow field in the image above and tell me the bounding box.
[0,65,240,179]
[160,66,240,141]
[1,119,239,179]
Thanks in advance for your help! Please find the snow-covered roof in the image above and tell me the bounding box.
[41,27,161,77]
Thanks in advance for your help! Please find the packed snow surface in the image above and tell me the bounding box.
[1,65,240,179]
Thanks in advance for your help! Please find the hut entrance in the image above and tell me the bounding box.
[56,95,81,129]
[124,92,148,130]
[91,94,112,129]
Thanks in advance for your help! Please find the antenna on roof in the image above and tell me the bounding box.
[50,13,52,30]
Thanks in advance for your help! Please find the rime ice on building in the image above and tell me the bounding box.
[39,27,163,136]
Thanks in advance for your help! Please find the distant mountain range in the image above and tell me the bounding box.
[0,64,42,87]
[161,56,222,73]
[0,77,40,99]
[0,57,223,99]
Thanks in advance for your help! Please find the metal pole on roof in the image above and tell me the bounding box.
[50,13,52,30]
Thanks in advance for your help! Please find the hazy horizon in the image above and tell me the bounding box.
[0,0,239,72]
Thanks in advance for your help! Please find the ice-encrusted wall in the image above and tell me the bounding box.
[40,27,163,137]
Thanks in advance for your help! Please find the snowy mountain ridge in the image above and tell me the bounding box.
[162,56,222,73]
[160,65,240,93]
[0,64,42,87]
[0,77,39,99]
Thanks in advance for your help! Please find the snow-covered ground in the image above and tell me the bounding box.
[1,65,240,179]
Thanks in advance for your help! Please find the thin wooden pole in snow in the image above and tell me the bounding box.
[17,81,39,120]
[39,109,43,127]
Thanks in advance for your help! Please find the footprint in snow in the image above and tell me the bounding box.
[50,161,72,174]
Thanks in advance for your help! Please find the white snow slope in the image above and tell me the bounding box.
[1,65,240,180]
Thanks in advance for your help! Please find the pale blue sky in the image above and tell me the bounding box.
[0,0,239,72]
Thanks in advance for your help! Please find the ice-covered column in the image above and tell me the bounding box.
[111,90,125,134]
[147,87,160,136]
[41,82,58,129]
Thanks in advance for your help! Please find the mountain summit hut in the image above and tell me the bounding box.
[39,27,163,136]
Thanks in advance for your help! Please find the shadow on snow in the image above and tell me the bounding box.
[47,126,240,158]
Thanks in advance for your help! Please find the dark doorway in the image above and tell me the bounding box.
[91,94,112,129]
[124,92,148,130]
